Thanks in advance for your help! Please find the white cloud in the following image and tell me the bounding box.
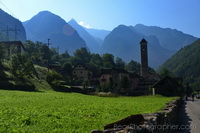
[78,21,92,29]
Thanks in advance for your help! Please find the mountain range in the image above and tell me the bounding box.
[101,24,197,69]
[0,9,26,42]
[0,10,198,69]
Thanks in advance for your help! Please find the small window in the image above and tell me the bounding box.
[79,65,81,68]
[80,71,82,74]
[74,71,76,74]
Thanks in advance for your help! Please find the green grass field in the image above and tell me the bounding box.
[0,90,175,133]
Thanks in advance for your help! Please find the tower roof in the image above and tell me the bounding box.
[140,38,148,44]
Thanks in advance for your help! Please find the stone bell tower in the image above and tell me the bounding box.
[140,38,148,76]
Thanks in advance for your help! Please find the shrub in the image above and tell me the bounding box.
[46,70,63,86]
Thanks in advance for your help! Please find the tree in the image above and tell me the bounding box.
[46,70,63,86]
[125,60,140,73]
[115,57,125,69]
[11,54,36,78]
[39,44,49,61]
[89,54,103,69]
[108,77,115,92]
[102,53,115,68]
[100,82,108,92]
[0,44,5,61]
[67,56,82,66]
[158,68,173,77]
[60,51,70,59]
[62,62,72,77]
[73,48,91,64]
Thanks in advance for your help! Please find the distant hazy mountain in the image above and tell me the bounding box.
[68,19,101,53]
[85,28,110,41]
[160,39,200,89]
[101,25,175,69]
[134,24,198,51]
[23,11,87,54]
[0,9,26,42]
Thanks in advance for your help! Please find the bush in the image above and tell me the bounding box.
[46,70,63,86]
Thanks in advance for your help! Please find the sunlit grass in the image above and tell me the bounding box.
[0,90,175,132]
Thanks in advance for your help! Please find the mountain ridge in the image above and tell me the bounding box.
[68,19,101,53]
[23,11,87,54]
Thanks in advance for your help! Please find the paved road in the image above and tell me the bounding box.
[176,97,200,133]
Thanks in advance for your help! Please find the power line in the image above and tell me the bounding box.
[0,1,17,18]
[0,1,45,42]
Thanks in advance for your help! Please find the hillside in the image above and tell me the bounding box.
[68,19,101,53]
[0,61,52,91]
[160,39,200,89]
[101,25,175,69]
[0,9,26,42]
[23,11,87,54]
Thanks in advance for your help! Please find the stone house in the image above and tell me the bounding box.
[99,68,129,92]
[72,63,93,81]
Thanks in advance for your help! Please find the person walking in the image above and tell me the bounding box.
[192,93,195,102]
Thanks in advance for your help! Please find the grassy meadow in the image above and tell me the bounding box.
[0,90,175,133]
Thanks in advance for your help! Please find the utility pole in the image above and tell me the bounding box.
[47,39,50,72]
[6,25,9,40]
[57,46,59,54]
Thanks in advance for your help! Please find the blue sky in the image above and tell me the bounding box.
[0,0,199,37]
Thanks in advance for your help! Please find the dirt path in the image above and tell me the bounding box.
[176,98,200,133]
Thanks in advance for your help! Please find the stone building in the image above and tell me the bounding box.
[72,63,93,81]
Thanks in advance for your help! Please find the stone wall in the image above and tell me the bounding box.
[91,98,181,133]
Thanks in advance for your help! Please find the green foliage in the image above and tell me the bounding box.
[46,70,63,86]
[158,68,173,77]
[100,82,108,92]
[82,80,90,89]
[0,44,5,61]
[115,57,125,69]
[102,53,115,68]
[73,47,91,64]
[62,62,72,77]
[125,60,140,73]
[0,90,175,132]
[108,77,115,92]
[89,54,103,69]
[160,39,200,89]
[11,54,36,78]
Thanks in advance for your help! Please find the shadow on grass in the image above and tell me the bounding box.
[51,85,86,94]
